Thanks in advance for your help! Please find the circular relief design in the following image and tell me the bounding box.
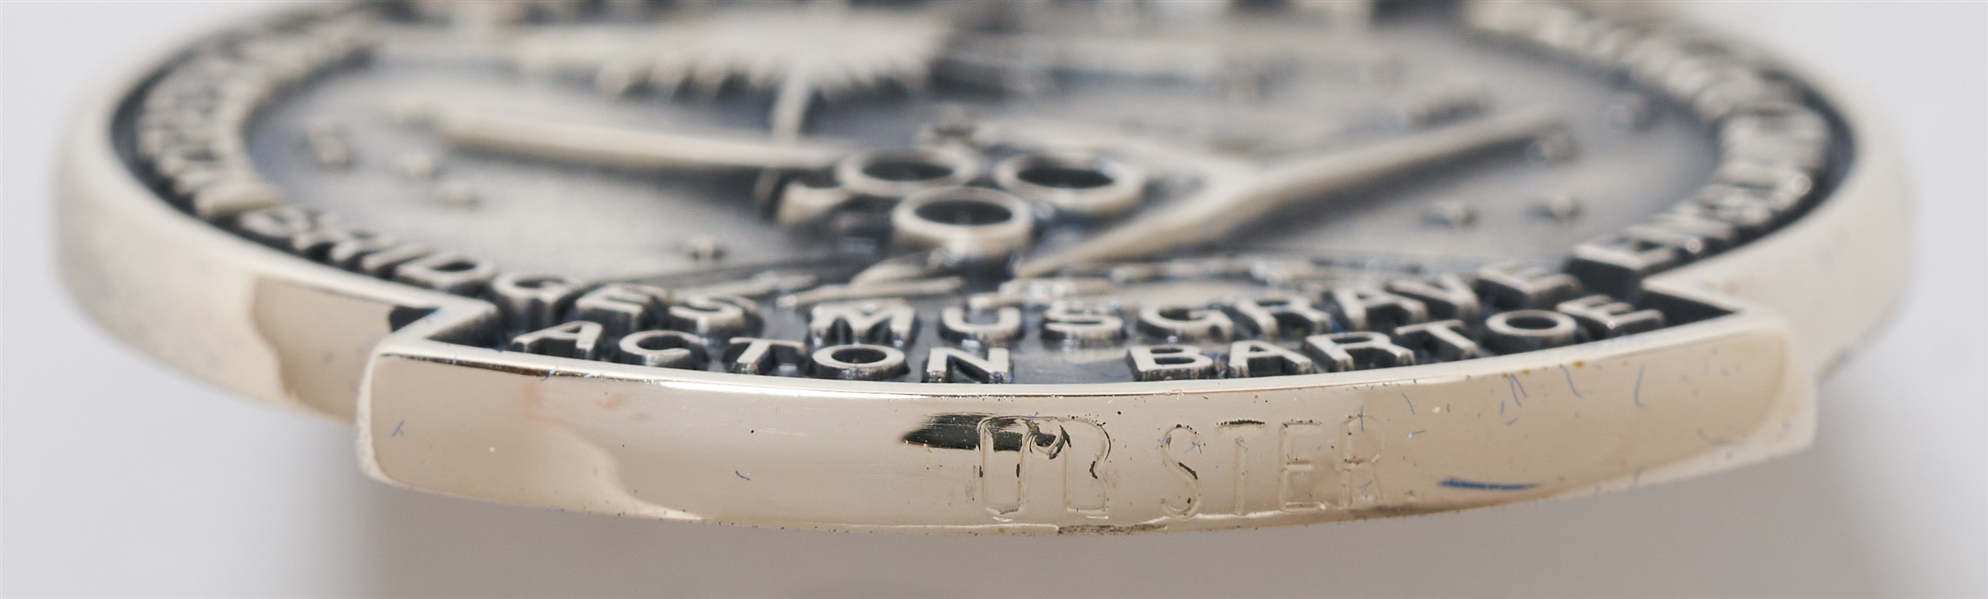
[119,1,1844,386]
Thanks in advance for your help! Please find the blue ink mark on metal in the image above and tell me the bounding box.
[735,470,751,481]
[1561,365,1583,398]
[1402,393,1416,415]
[1357,407,1366,431]
[1633,365,1647,408]
[1505,417,1518,426]
[1406,429,1427,440]
[1361,479,1374,491]
[391,421,404,437]
[1438,477,1538,491]
[1505,374,1528,406]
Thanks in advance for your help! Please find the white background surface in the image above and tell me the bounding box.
[3,2,1983,597]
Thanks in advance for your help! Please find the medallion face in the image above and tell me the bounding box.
[67,0,1902,532]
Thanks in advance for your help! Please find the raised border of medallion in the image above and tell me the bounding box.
[56,1,1907,532]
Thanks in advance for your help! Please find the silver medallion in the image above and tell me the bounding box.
[59,0,1908,533]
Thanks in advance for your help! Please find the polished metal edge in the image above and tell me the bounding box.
[55,3,1908,533]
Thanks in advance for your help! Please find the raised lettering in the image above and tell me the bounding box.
[1385,274,1481,321]
[1557,294,1665,338]
[1227,295,1335,340]
[508,321,602,360]
[1042,303,1125,345]
[1565,236,1680,297]
[924,347,1013,383]
[1474,262,1583,311]
[1392,320,1481,362]
[1226,341,1315,377]
[810,344,908,380]
[1303,332,1415,372]
[1482,310,1582,353]
[809,301,918,348]
[617,330,708,369]
[1330,287,1428,331]
[1136,305,1235,343]
[574,283,672,338]
[939,306,1023,345]
[669,294,759,340]
[722,337,810,375]
[1128,344,1219,381]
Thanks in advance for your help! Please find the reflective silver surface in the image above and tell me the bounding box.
[167,1,1802,385]
[57,0,1906,532]
[251,5,1717,285]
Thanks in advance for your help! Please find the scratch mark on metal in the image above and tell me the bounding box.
[735,470,752,481]
[1633,365,1647,408]
[1561,365,1582,398]
[1505,373,1528,406]
[391,421,404,437]
[1402,393,1416,415]
[1438,477,1538,491]
[1696,428,1736,446]
[1357,407,1366,431]
[1406,429,1427,440]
